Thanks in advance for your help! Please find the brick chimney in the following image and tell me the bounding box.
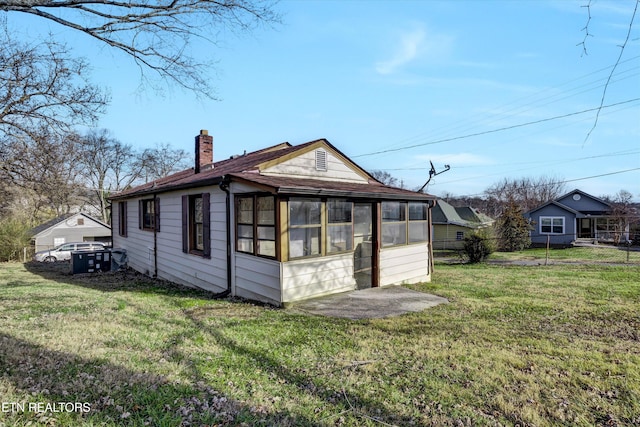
[195,129,213,173]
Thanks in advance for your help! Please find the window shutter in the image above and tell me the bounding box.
[202,192,211,258]
[120,202,128,237]
[154,197,161,232]
[138,200,143,229]
[182,195,189,253]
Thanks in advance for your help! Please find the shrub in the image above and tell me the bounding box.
[0,218,31,262]
[462,229,495,263]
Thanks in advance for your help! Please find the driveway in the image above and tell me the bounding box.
[290,286,448,320]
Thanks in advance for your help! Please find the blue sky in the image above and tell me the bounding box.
[10,0,640,200]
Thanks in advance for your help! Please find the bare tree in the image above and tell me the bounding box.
[140,143,191,182]
[0,28,108,145]
[484,176,566,215]
[76,129,147,223]
[0,0,280,98]
[1,128,85,220]
[606,189,637,245]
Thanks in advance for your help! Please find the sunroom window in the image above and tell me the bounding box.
[382,201,407,247]
[408,202,429,243]
[289,198,321,258]
[327,199,353,253]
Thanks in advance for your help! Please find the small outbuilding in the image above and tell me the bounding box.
[109,130,437,306]
[31,212,112,252]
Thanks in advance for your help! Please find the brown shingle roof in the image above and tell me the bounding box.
[110,138,434,201]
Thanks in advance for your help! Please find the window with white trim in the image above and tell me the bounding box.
[540,216,564,234]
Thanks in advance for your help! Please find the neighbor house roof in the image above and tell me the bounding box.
[110,138,435,201]
[432,199,494,228]
[31,212,110,237]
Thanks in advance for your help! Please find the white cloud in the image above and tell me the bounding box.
[375,25,453,75]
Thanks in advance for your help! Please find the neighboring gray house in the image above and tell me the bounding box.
[109,130,437,306]
[432,199,494,250]
[524,189,626,246]
[31,213,112,252]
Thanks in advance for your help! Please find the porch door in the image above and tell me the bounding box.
[353,203,375,289]
[579,218,592,238]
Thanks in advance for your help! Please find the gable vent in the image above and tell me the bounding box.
[315,149,328,171]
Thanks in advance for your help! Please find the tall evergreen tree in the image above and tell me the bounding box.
[496,201,533,252]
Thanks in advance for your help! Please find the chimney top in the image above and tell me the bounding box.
[195,130,213,173]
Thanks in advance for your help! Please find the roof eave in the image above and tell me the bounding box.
[275,186,435,201]
[109,176,225,201]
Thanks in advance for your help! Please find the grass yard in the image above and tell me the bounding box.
[0,259,639,426]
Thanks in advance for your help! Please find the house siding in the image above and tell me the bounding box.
[112,187,228,292]
[379,243,430,286]
[234,254,281,304]
[112,200,155,274]
[262,149,367,183]
[526,204,577,246]
[281,253,356,303]
[557,193,609,212]
[432,224,469,250]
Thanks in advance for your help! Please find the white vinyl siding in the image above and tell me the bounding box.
[262,149,368,183]
[282,253,356,303]
[234,254,281,304]
[379,243,430,286]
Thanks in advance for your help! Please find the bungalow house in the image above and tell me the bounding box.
[109,130,436,306]
[524,189,628,247]
[431,199,495,250]
[31,212,111,252]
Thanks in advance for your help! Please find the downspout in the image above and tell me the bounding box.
[153,194,158,278]
[215,176,232,298]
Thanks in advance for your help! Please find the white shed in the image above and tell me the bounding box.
[31,213,112,252]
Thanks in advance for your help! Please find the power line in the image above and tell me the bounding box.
[353,98,640,158]
[373,56,640,154]
[429,167,640,199]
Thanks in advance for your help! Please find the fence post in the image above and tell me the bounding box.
[545,235,550,265]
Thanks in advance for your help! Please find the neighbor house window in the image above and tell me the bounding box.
[139,198,160,231]
[182,193,210,257]
[408,202,429,243]
[289,198,322,258]
[327,199,353,253]
[456,231,464,240]
[382,202,407,247]
[236,195,276,258]
[540,216,564,234]
[118,202,128,237]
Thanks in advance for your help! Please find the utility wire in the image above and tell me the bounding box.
[429,167,640,199]
[353,98,640,158]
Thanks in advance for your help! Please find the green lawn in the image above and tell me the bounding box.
[1,260,639,426]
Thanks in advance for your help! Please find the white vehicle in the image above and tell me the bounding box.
[33,242,107,262]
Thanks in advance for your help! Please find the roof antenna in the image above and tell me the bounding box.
[418,161,450,193]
